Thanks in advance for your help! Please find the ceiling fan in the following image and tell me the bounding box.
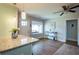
[54,4,79,16]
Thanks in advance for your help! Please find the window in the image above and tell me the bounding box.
[32,21,43,34]
[21,20,27,26]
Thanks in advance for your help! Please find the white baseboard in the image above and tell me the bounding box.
[57,39,66,42]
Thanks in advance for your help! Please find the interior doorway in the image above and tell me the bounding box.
[66,20,78,46]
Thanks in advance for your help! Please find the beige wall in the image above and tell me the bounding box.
[0,4,18,37]
[45,13,79,45]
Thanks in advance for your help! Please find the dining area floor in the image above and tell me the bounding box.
[32,39,79,55]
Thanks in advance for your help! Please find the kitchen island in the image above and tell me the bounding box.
[0,35,39,55]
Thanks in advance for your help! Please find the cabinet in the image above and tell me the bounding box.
[1,44,32,55]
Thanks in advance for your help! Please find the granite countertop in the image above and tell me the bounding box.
[0,35,39,52]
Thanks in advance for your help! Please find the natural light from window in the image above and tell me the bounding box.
[32,21,43,34]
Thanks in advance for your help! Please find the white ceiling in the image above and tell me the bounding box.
[10,3,79,19]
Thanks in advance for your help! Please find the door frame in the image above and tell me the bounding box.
[66,19,78,43]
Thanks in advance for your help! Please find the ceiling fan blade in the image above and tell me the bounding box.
[70,5,79,9]
[69,10,76,12]
[60,12,64,16]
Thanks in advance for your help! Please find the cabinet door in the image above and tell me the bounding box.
[1,44,32,55]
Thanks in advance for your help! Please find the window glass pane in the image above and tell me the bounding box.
[32,21,43,34]
[21,21,27,26]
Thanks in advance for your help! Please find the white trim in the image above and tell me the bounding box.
[57,39,66,42]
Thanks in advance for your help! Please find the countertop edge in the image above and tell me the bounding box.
[0,40,39,53]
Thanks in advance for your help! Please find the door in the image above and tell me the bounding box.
[66,20,77,42]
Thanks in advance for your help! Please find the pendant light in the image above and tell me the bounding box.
[21,3,26,20]
[21,3,27,26]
